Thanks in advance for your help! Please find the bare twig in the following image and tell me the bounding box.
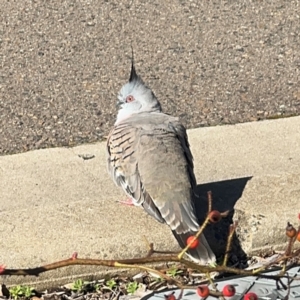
[222,221,238,267]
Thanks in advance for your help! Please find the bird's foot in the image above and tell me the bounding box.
[116,197,135,206]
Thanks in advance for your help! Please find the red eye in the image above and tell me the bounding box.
[126,95,134,103]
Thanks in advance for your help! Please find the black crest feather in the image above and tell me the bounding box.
[129,46,138,82]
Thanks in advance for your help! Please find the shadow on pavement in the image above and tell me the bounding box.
[193,176,252,267]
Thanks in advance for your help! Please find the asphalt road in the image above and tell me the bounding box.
[0,0,299,155]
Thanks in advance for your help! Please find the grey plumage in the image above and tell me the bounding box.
[106,57,216,264]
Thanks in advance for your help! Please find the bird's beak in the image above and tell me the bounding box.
[116,101,122,109]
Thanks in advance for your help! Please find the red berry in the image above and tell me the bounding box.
[0,265,6,274]
[196,285,210,298]
[244,292,258,300]
[297,230,300,242]
[286,222,297,238]
[208,210,222,223]
[164,292,176,300]
[186,236,199,249]
[222,285,236,297]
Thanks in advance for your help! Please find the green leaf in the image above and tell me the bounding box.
[126,281,139,294]
[105,279,117,289]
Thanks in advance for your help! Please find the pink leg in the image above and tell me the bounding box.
[116,197,135,206]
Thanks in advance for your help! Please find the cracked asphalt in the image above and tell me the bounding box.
[0,0,299,155]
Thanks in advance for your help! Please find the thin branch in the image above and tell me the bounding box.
[222,221,238,267]
[114,262,183,288]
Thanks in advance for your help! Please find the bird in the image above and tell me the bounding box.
[106,54,216,264]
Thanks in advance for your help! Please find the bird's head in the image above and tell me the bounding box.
[115,54,161,124]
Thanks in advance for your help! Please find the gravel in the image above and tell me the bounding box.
[0,0,299,155]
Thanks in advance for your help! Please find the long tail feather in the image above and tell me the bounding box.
[172,230,216,265]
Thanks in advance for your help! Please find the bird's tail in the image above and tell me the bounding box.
[172,230,216,265]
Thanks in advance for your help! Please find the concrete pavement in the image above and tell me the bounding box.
[1,117,300,288]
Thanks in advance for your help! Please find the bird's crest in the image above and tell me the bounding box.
[129,47,139,83]
[115,49,162,124]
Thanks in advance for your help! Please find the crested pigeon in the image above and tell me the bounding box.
[106,56,216,264]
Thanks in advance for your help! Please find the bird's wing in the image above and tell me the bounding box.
[135,113,199,234]
[106,117,164,223]
[106,112,197,232]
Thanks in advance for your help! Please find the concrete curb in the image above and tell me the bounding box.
[1,117,300,288]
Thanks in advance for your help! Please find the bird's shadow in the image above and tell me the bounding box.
[193,176,252,266]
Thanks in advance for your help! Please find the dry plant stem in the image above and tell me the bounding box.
[143,236,153,253]
[206,272,216,289]
[1,255,298,282]
[143,236,179,257]
[177,289,184,300]
[222,222,237,267]
[1,256,180,276]
[205,272,223,298]
[251,231,299,275]
[280,236,297,276]
[251,253,295,275]
[207,191,212,213]
[293,248,300,257]
[114,262,183,288]
[154,250,180,255]
[172,289,184,300]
